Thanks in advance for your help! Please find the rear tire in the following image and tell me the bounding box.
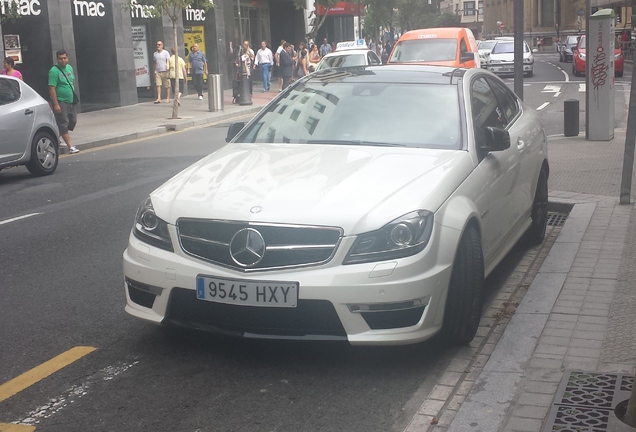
[525,168,549,245]
[439,225,484,345]
[26,131,58,176]
[616,70,624,78]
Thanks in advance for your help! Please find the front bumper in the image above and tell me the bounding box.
[488,63,533,75]
[123,222,460,346]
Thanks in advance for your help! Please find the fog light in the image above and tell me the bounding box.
[348,296,430,313]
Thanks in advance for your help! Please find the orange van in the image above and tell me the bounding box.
[387,27,481,68]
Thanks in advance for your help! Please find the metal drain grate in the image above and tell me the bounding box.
[547,211,568,227]
[544,371,634,431]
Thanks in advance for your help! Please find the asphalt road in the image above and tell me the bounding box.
[0,81,562,431]
[498,52,632,136]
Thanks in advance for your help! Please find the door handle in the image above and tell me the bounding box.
[517,138,526,151]
[24,109,34,115]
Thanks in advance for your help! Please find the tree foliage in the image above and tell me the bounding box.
[293,0,339,43]
[1,1,22,25]
[363,0,460,38]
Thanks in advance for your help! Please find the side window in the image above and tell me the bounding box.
[0,78,21,106]
[368,52,380,65]
[460,38,468,56]
[488,79,520,126]
[471,77,505,152]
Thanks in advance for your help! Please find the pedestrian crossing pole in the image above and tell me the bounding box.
[619,6,636,203]
[513,0,523,100]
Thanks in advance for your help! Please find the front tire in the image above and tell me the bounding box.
[439,225,484,345]
[525,168,549,245]
[26,131,58,176]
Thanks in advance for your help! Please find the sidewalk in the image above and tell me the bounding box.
[68,86,636,432]
[68,88,277,151]
[408,128,636,432]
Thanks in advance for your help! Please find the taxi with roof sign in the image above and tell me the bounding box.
[315,39,382,71]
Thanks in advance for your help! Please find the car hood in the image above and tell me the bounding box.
[150,143,474,234]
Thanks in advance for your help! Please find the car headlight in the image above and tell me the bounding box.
[523,57,533,64]
[343,210,434,265]
[133,197,173,251]
[565,48,572,54]
[615,53,622,60]
[579,52,586,60]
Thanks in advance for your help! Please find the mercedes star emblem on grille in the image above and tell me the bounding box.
[229,228,266,267]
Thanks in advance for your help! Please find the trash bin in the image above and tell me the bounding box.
[208,74,223,112]
[564,99,579,137]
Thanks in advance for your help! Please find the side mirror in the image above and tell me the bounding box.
[226,122,245,142]
[461,52,475,63]
[484,127,510,152]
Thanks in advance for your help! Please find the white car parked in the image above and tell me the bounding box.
[123,65,549,346]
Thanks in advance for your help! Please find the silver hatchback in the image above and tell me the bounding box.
[0,75,60,176]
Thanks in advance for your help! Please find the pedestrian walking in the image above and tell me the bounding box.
[274,39,286,92]
[168,47,187,105]
[153,40,170,104]
[187,43,208,100]
[239,40,254,95]
[279,43,294,90]
[319,37,331,57]
[254,40,274,92]
[308,44,320,71]
[2,57,22,80]
[48,49,79,154]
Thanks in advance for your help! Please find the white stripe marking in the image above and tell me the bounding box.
[554,92,561,98]
[0,213,41,226]
[537,102,550,111]
[579,83,586,92]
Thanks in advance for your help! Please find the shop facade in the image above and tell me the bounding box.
[0,0,304,112]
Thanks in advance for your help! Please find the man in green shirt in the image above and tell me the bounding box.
[48,49,79,154]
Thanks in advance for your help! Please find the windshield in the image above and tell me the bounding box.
[491,41,530,54]
[478,40,497,50]
[567,36,579,46]
[317,54,366,70]
[237,81,461,149]
[389,38,458,62]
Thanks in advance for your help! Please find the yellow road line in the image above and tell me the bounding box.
[0,346,96,403]
[0,423,36,431]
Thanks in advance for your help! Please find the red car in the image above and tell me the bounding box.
[572,34,624,77]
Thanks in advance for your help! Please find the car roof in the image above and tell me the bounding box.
[398,27,467,41]
[307,64,469,85]
[322,49,372,58]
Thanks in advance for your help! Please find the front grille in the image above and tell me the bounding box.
[177,219,342,271]
[165,288,347,338]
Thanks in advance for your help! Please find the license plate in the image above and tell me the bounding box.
[196,275,299,308]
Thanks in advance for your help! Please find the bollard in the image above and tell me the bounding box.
[564,99,579,137]
[207,74,224,112]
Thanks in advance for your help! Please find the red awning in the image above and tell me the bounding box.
[315,2,364,16]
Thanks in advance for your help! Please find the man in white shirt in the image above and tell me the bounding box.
[153,40,171,103]
[254,40,274,92]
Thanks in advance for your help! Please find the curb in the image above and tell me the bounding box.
[60,105,264,154]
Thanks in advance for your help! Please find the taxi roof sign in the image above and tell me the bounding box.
[336,39,368,51]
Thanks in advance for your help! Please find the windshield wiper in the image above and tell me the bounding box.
[306,139,406,147]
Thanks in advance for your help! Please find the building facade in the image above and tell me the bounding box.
[0,0,306,112]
